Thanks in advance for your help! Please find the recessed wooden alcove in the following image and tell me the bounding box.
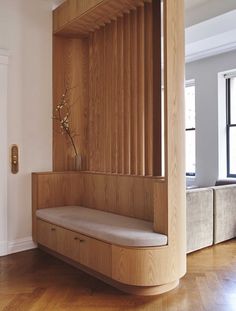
[53,0,161,176]
[33,0,186,296]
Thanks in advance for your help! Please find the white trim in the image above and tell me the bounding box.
[0,241,8,256]
[0,52,8,257]
[186,39,236,63]
[7,237,37,255]
[218,71,227,180]
[185,10,236,63]
[185,79,195,87]
[224,70,236,79]
[0,49,9,65]
[0,55,8,65]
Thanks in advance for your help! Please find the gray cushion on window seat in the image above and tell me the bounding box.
[36,206,168,247]
[212,185,236,244]
[186,188,213,253]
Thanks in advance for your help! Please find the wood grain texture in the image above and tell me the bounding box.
[144,1,153,176]
[37,220,58,252]
[83,3,162,175]
[53,36,89,171]
[47,0,185,296]
[112,245,172,286]
[152,0,162,176]
[37,219,111,277]
[153,181,168,235]
[161,0,186,282]
[1,240,236,307]
[117,16,124,174]
[32,172,165,221]
[123,12,131,175]
[56,224,80,262]
[32,173,38,242]
[53,1,162,176]
[79,233,112,277]
[137,5,145,176]
[53,0,151,36]
[41,245,178,296]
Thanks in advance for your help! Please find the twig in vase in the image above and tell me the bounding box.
[53,87,78,157]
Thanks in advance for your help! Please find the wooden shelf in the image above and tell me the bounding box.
[53,0,151,36]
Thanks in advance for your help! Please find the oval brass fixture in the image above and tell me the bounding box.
[11,144,19,174]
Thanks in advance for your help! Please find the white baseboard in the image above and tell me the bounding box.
[7,237,37,255]
[0,240,8,256]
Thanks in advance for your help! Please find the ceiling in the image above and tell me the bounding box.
[52,0,212,10]
[50,0,236,27]
[51,0,64,9]
[185,0,210,10]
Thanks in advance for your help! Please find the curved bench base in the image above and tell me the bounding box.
[111,280,179,296]
[40,245,179,296]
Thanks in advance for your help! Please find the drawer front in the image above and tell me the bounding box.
[37,219,111,277]
[57,226,80,262]
[37,219,58,251]
[79,234,112,277]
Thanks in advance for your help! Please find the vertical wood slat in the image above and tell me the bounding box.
[104,23,112,173]
[117,17,124,174]
[88,33,94,171]
[85,0,162,176]
[137,5,145,176]
[152,0,162,176]
[111,20,118,173]
[130,9,138,175]
[96,28,105,172]
[144,1,153,176]
[123,13,131,175]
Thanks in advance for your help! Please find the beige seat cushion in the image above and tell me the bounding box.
[36,206,167,247]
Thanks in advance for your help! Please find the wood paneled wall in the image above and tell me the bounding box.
[53,36,89,171]
[33,171,165,220]
[53,1,162,177]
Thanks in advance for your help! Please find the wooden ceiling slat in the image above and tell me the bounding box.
[54,0,147,36]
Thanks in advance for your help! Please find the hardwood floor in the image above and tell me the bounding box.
[0,240,236,311]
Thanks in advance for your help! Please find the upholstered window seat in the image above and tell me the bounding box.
[36,206,168,247]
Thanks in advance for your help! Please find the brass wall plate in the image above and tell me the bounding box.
[11,144,19,174]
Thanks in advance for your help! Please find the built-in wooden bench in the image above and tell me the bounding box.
[33,0,185,297]
[32,171,182,296]
[36,206,167,247]
[35,204,168,290]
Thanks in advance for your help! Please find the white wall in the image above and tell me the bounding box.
[0,0,52,252]
[186,50,236,187]
[0,53,8,255]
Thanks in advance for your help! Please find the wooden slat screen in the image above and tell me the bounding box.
[53,1,162,176]
[87,1,161,176]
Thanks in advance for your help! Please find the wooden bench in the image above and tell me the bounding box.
[33,0,186,297]
[32,171,182,296]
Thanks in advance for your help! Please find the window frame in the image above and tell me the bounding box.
[185,80,196,177]
[226,78,236,178]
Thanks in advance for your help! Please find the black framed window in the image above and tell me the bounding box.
[185,82,196,176]
[226,77,236,177]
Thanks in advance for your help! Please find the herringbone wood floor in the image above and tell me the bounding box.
[0,240,236,311]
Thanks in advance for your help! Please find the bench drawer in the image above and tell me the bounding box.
[57,226,80,262]
[37,219,111,277]
[79,234,111,277]
[37,219,58,251]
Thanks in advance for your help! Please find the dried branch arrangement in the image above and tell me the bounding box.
[53,88,78,157]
